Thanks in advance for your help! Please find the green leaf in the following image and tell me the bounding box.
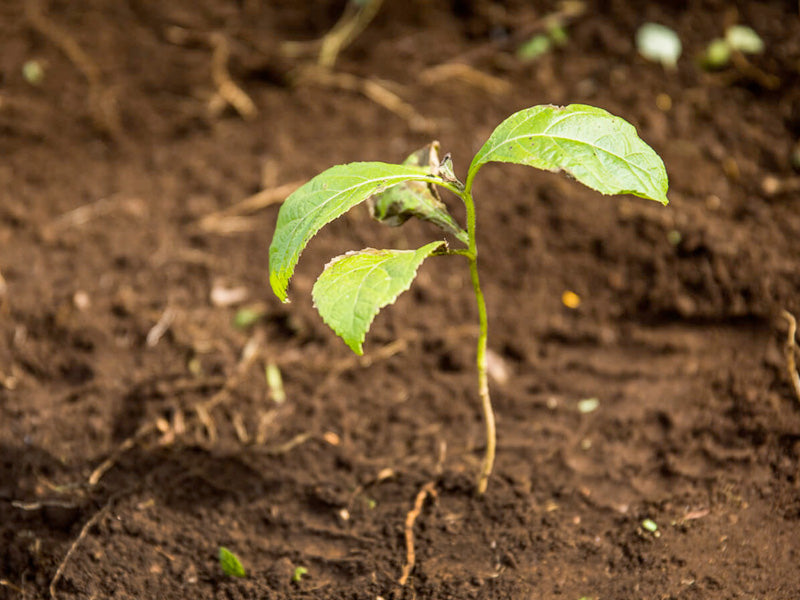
[312,241,445,354]
[219,546,246,578]
[232,306,265,330]
[517,34,552,61]
[269,162,446,302]
[291,566,308,583]
[468,104,668,205]
[367,142,468,244]
[702,38,732,70]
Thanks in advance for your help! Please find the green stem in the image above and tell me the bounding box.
[458,186,495,495]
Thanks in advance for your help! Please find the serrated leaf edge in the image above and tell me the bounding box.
[468,104,669,205]
[312,241,445,354]
[268,163,449,303]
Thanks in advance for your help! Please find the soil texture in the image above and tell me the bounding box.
[2,1,800,598]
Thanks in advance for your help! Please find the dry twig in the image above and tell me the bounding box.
[197,181,301,233]
[0,579,25,596]
[88,422,156,487]
[398,481,437,586]
[281,0,384,67]
[296,66,435,133]
[25,0,124,141]
[145,307,176,347]
[419,63,511,95]
[0,269,7,315]
[781,310,800,404]
[165,27,257,120]
[264,432,313,456]
[317,0,384,68]
[209,32,258,120]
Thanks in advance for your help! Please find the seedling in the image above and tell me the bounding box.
[219,546,246,578]
[269,104,668,493]
[701,25,765,70]
[292,566,308,583]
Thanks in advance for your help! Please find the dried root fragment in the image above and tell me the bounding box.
[781,310,800,404]
[398,481,437,586]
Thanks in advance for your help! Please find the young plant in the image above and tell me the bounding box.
[701,25,765,70]
[269,104,668,494]
[219,546,246,578]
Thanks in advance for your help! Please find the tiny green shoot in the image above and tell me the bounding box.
[219,546,246,578]
[22,60,45,85]
[233,305,265,330]
[292,566,308,583]
[517,35,552,61]
[701,24,764,70]
[641,518,659,533]
[516,20,570,62]
[268,104,668,494]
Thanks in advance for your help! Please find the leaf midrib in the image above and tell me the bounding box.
[475,131,657,191]
[278,171,441,268]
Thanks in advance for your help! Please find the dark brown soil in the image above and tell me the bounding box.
[2,1,800,598]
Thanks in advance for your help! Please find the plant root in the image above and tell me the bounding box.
[398,481,437,586]
[25,0,125,143]
[781,310,800,404]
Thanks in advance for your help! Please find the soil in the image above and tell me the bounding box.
[2,1,800,598]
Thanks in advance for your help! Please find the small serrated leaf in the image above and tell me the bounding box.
[468,104,668,205]
[367,142,468,244]
[219,546,246,578]
[269,162,448,302]
[312,241,445,354]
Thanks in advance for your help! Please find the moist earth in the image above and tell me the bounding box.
[2,1,800,598]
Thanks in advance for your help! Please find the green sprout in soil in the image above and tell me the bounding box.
[292,565,308,583]
[219,546,246,578]
[701,24,765,70]
[268,104,668,494]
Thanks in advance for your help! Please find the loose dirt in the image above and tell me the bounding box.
[2,1,800,598]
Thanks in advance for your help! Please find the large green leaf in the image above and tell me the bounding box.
[312,241,445,355]
[468,104,668,204]
[269,163,446,302]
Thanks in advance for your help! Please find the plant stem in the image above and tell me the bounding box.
[458,186,495,495]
